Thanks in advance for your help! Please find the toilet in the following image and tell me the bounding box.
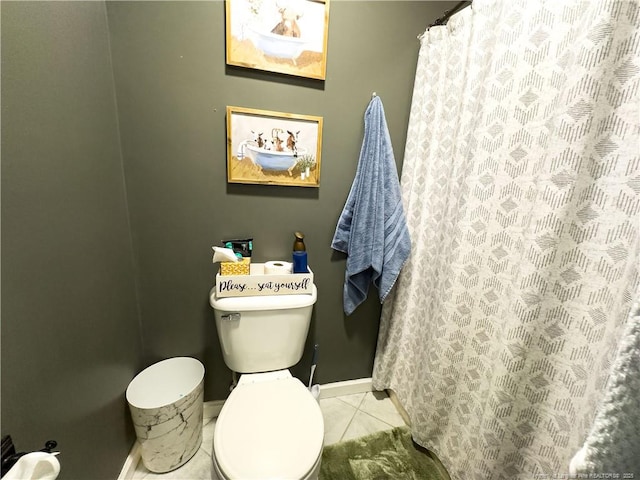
[209,285,324,480]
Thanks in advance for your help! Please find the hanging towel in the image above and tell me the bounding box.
[331,96,411,315]
[569,290,640,476]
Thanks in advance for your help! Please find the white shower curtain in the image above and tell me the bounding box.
[372,1,640,479]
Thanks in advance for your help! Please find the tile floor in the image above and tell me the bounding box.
[131,390,407,479]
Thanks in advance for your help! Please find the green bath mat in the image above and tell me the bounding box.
[319,426,448,480]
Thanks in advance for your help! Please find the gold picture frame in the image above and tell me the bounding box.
[225,0,330,80]
[226,106,323,187]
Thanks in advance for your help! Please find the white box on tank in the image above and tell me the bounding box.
[215,263,313,298]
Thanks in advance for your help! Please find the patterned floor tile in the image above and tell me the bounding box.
[341,409,396,442]
[359,391,407,427]
[319,397,358,445]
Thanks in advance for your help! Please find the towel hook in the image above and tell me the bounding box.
[371,92,377,98]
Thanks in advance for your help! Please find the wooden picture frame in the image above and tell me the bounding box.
[226,106,323,187]
[225,0,330,80]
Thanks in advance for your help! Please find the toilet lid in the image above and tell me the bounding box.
[214,377,324,479]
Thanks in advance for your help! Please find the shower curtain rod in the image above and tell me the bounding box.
[424,1,470,32]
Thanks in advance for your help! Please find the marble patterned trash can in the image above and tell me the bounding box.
[126,357,205,473]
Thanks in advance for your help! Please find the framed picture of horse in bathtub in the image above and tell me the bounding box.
[226,106,323,187]
[225,0,330,80]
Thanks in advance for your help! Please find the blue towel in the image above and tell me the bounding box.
[331,97,411,315]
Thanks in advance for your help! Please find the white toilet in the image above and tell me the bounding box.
[209,285,324,480]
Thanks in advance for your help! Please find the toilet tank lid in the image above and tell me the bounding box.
[209,284,317,311]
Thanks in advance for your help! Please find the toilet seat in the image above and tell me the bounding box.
[213,375,324,479]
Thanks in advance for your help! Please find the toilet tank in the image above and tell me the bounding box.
[209,285,317,373]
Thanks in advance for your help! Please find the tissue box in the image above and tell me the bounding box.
[220,257,250,275]
[216,263,313,297]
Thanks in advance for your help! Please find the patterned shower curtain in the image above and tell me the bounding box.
[372,1,640,479]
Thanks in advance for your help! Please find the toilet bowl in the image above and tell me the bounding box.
[212,370,324,480]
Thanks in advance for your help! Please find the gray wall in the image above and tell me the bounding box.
[106,0,453,400]
[1,2,142,479]
[1,1,455,478]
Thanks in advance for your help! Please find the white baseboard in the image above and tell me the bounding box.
[203,399,225,420]
[116,440,140,480]
[317,377,373,399]
[117,378,373,479]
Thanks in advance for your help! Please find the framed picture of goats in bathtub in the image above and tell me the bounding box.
[225,0,330,80]
[226,106,323,187]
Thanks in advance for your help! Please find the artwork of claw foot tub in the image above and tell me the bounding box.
[126,357,205,473]
[250,28,311,63]
[239,140,307,172]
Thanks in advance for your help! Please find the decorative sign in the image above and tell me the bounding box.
[215,264,314,297]
[218,276,311,295]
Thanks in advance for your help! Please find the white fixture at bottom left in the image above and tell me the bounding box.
[4,452,60,480]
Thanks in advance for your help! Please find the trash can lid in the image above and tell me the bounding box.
[126,357,204,409]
